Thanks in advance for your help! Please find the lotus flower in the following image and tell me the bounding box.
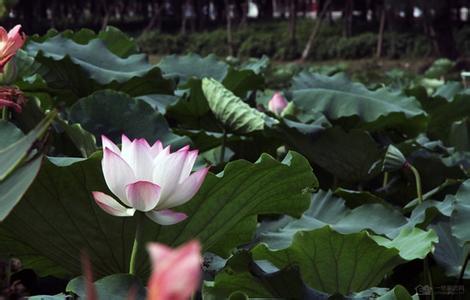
[0,25,25,72]
[92,135,209,225]
[268,92,288,115]
[147,240,202,300]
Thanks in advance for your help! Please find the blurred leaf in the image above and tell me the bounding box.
[253,226,437,295]
[376,285,416,300]
[27,295,68,300]
[158,54,228,84]
[165,79,216,130]
[240,55,269,74]
[333,188,392,209]
[136,94,179,114]
[0,156,42,221]
[424,58,455,79]
[450,179,470,245]
[27,35,151,84]
[0,228,69,277]
[67,274,146,300]
[422,94,470,142]
[295,127,382,183]
[69,90,186,147]
[449,118,470,151]
[56,118,98,158]
[431,221,470,279]
[25,34,173,100]
[432,81,464,100]
[0,120,23,148]
[222,67,264,98]
[203,251,326,299]
[97,26,140,58]
[198,146,235,166]
[0,111,55,180]
[257,190,407,250]
[30,27,139,58]
[370,227,438,260]
[291,72,427,134]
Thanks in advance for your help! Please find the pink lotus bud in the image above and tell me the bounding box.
[0,25,26,72]
[147,241,202,300]
[92,135,209,225]
[268,92,288,115]
[0,86,26,113]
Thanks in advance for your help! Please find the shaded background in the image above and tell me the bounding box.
[2,1,470,61]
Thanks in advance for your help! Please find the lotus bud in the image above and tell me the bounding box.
[268,92,288,115]
[147,240,202,300]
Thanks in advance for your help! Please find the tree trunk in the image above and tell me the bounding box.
[144,1,162,32]
[257,0,274,20]
[300,0,332,62]
[100,0,110,30]
[376,4,386,58]
[343,0,353,37]
[181,0,189,34]
[404,0,414,29]
[213,0,225,26]
[386,3,398,58]
[239,1,249,28]
[225,0,234,56]
[288,0,297,43]
[431,0,459,58]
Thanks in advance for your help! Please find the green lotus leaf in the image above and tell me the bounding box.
[0,151,316,277]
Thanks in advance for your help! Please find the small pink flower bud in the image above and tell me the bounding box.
[147,240,202,300]
[268,92,288,115]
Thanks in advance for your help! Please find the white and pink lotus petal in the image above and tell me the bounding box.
[153,149,189,200]
[121,138,154,181]
[102,148,135,205]
[160,167,209,209]
[179,150,199,183]
[146,209,188,225]
[92,192,135,217]
[125,181,161,212]
[150,140,163,158]
[101,135,120,154]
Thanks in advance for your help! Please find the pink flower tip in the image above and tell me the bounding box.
[268,92,288,115]
[147,240,202,300]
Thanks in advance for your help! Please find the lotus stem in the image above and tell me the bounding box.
[408,164,423,204]
[424,257,435,300]
[220,129,226,165]
[382,172,389,188]
[409,163,433,299]
[457,251,470,285]
[129,212,144,275]
[1,107,7,120]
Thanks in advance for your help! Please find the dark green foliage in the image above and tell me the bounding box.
[137,20,438,61]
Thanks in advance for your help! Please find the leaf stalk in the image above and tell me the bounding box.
[129,212,144,275]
